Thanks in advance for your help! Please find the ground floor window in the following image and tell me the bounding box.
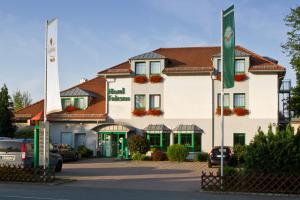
[149,134,160,147]
[233,133,245,146]
[174,133,202,152]
[147,133,170,151]
[61,132,73,146]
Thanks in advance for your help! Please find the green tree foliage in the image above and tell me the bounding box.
[0,84,15,137]
[244,125,300,174]
[128,135,150,154]
[282,6,300,116]
[167,144,188,162]
[12,89,32,111]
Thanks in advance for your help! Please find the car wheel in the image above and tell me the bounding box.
[73,153,79,161]
[55,160,62,172]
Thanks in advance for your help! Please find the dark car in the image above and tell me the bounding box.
[53,144,79,162]
[208,146,234,168]
[0,139,63,172]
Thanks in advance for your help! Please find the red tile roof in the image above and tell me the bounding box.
[97,45,285,75]
[14,76,107,122]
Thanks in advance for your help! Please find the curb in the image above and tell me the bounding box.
[199,189,300,197]
[0,178,76,186]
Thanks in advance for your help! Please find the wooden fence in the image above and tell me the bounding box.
[201,171,300,194]
[0,164,55,182]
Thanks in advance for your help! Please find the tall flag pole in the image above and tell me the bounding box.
[44,18,62,169]
[221,5,235,177]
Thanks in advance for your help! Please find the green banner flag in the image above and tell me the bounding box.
[222,5,235,88]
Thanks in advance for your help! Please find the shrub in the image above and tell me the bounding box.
[128,135,150,154]
[152,151,167,161]
[244,125,300,175]
[233,144,246,166]
[167,144,188,162]
[218,165,239,176]
[131,152,147,161]
[77,145,93,158]
[195,152,209,162]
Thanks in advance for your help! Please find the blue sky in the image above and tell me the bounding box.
[0,0,298,101]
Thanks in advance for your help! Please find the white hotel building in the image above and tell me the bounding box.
[15,45,286,157]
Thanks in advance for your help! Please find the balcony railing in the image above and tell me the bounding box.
[280,80,291,93]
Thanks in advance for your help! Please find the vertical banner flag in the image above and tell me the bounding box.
[46,19,62,114]
[222,5,235,88]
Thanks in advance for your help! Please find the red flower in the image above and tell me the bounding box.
[216,107,232,116]
[147,109,162,116]
[65,106,78,112]
[134,75,148,84]
[132,109,147,116]
[150,75,163,83]
[234,108,249,116]
[216,73,221,81]
[234,74,247,82]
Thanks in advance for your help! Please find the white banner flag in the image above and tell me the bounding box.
[46,19,62,114]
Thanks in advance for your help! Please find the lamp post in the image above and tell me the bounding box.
[210,69,218,149]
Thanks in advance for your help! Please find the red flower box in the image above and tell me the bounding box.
[234,108,249,116]
[132,109,147,116]
[216,107,232,116]
[147,109,162,116]
[216,73,221,81]
[134,75,148,84]
[234,74,247,82]
[65,106,78,112]
[150,75,163,83]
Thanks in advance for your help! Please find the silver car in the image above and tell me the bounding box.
[0,139,63,172]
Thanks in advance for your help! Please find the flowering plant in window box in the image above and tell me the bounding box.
[147,109,162,116]
[234,74,247,82]
[216,107,232,116]
[134,75,148,84]
[132,108,147,116]
[65,106,78,112]
[150,75,163,83]
[216,73,221,81]
[233,108,249,116]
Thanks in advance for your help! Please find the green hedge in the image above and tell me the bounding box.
[77,145,93,158]
[131,152,147,161]
[167,144,188,162]
[128,135,150,154]
[195,152,209,162]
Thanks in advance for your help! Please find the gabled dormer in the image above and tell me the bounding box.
[129,52,166,78]
[212,49,251,75]
[60,87,98,111]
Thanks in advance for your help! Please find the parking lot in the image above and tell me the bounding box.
[58,158,217,192]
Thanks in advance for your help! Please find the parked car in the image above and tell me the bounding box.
[208,146,234,168]
[0,139,63,172]
[52,144,79,162]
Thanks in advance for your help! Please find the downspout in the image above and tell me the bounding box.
[211,73,215,149]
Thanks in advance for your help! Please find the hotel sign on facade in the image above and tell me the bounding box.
[108,88,130,101]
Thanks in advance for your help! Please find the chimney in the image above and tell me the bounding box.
[80,78,88,84]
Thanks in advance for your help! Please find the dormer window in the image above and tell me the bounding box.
[135,62,146,75]
[150,61,161,75]
[74,98,86,110]
[62,98,71,110]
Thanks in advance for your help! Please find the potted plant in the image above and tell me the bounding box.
[147,109,162,116]
[234,74,247,82]
[132,108,147,116]
[233,108,249,116]
[134,75,148,84]
[216,107,232,116]
[150,75,163,83]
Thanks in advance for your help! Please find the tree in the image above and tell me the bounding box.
[12,89,32,111]
[282,6,300,116]
[0,84,15,137]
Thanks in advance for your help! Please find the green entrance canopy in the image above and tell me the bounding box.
[92,123,133,132]
[173,124,203,134]
[144,124,171,133]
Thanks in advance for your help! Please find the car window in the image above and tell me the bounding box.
[0,141,22,152]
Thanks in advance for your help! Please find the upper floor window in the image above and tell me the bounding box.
[235,59,245,74]
[135,94,146,109]
[150,94,161,109]
[150,61,161,75]
[135,62,146,75]
[233,93,245,108]
[74,98,86,110]
[61,98,71,109]
[217,93,230,108]
[216,59,221,72]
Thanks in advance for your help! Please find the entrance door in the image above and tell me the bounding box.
[75,133,86,149]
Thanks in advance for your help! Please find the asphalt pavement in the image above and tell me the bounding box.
[0,183,298,200]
